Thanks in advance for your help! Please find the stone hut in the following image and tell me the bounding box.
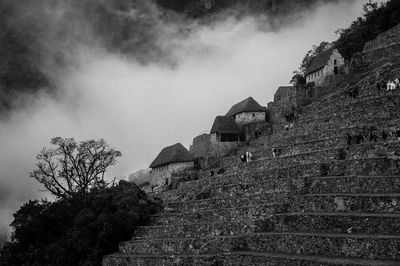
[305,47,346,86]
[189,97,269,159]
[210,116,240,143]
[149,143,194,186]
[226,97,267,128]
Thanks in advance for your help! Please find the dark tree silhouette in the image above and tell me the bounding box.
[30,137,122,200]
[290,73,306,86]
[0,182,162,266]
[336,0,400,59]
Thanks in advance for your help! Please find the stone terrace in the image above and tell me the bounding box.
[103,70,400,264]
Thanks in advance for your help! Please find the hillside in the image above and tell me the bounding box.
[103,21,400,265]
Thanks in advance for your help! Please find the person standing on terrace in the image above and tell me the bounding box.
[272,148,277,158]
[396,128,400,141]
[246,151,253,162]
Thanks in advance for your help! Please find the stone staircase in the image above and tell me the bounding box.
[103,88,400,264]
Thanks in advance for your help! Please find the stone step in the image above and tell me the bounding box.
[169,176,290,202]
[151,203,288,225]
[298,105,400,128]
[103,251,400,266]
[262,136,343,155]
[174,158,399,202]
[302,91,400,118]
[277,106,400,135]
[154,193,400,225]
[166,192,288,213]
[249,118,400,158]
[218,140,400,181]
[235,136,345,161]
[159,160,400,212]
[346,141,400,160]
[302,90,400,111]
[302,175,400,194]
[208,174,400,199]
[135,220,252,239]
[209,180,290,199]
[229,147,343,173]
[290,193,400,214]
[299,95,400,123]
[167,181,400,215]
[209,175,400,200]
[267,118,400,146]
[197,147,343,180]
[254,212,400,235]
[292,112,400,137]
[120,232,400,260]
[135,213,400,239]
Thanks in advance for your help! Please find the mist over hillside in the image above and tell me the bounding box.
[0,0,348,115]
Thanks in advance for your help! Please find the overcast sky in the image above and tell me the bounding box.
[0,0,368,231]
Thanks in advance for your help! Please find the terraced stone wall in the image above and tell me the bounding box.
[241,121,272,141]
[173,148,400,202]
[268,86,310,124]
[190,133,242,159]
[363,24,400,52]
[362,23,400,62]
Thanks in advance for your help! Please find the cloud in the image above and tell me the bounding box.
[0,0,367,233]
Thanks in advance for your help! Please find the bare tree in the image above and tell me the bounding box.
[30,137,122,199]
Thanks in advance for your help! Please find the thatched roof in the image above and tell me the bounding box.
[305,47,344,76]
[149,143,193,168]
[210,116,240,134]
[226,97,266,117]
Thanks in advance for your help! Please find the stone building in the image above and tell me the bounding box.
[149,143,194,186]
[305,47,346,86]
[210,116,240,143]
[226,97,267,128]
[189,97,268,159]
[190,134,211,159]
[267,84,319,125]
[273,86,309,109]
[189,116,241,161]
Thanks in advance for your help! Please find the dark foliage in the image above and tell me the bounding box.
[297,0,400,74]
[290,74,306,86]
[336,0,400,59]
[31,137,122,200]
[298,41,331,74]
[0,181,162,266]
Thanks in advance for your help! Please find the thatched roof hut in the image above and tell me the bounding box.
[149,143,193,168]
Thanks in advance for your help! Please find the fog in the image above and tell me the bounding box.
[0,0,367,233]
